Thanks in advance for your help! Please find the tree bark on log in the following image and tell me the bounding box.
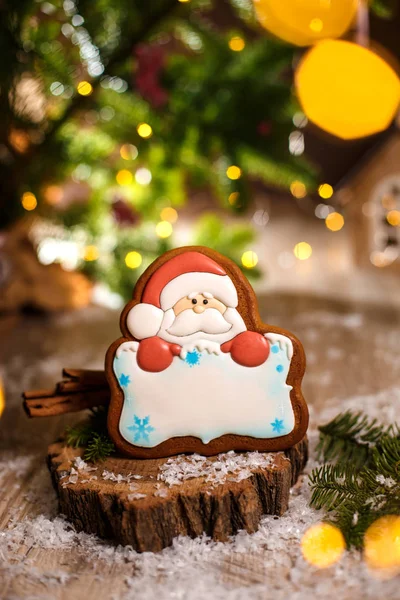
[47,436,308,553]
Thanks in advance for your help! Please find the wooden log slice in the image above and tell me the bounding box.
[47,437,308,553]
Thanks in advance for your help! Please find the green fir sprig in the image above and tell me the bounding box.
[65,407,115,462]
[310,411,400,549]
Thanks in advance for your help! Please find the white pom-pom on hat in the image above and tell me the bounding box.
[126,303,164,340]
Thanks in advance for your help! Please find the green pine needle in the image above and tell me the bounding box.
[310,411,400,550]
[65,407,115,462]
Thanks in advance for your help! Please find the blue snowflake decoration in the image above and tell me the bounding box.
[271,344,280,354]
[276,364,284,373]
[128,415,155,443]
[271,418,285,434]
[119,373,131,387]
[185,350,201,367]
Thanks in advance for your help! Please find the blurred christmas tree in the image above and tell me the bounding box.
[0,0,316,302]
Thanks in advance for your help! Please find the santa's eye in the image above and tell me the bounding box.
[203,299,208,305]
[191,298,197,305]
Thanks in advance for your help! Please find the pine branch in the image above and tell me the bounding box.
[65,406,115,462]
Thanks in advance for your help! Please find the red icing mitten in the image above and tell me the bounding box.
[136,337,181,372]
[221,331,270,367]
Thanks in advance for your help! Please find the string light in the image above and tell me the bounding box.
[120,144,138,160]
[137,123,153,138]
[160,207,178,223]
[241,251,258,269]
[290,181,307,199]
[83,245,99,261]
[77,81,93,96]
[318,183,334,199]
[226,165,242,180]
[387,210,400,226]
[294,242,312,260]
[21,192,37,211]
[125,251,142,269]
[116,170,133,185]
[228,36,245,52]
[325,212,344,232]
[156,221,173,238]
[301,523,345,568]
[364,515,400,574]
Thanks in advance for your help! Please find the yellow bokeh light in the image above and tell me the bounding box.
[296,40,400,140]
[294,241,312,260]
[77,81,93,96]
[387,210,400,226]
[309,18,323,32]
[226,165,242,180]
[253,0,358,47]
[137,123,153,139]
[325,212,344,232]
[120,144,138,161]
[228,36,245,52]
[178,0,190,2]
[318,183,334,199]
[116,169,133,186]
[228,192,240,206]
[83,245,99,261]
[125,251,143,269]
[21,192,37,211]
[0,377,5,418]
[241,251,258,269]
[160,207,178,223]
[290,181,307,199]
[364,515,400,574]
[156,221,173,238]
[301,523,346,568]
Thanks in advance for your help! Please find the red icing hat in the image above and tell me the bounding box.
[142,251,238,310]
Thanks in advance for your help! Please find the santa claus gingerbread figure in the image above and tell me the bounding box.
[106,247,308,458]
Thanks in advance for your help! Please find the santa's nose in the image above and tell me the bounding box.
[193,304,206,314]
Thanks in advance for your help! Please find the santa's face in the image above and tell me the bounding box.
[157,292,247,346]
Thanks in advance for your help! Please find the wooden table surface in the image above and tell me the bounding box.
[1,293,400,599]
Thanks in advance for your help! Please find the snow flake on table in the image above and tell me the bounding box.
[127,415,155,443]
[119,373,131,387]
[185,350,201,367]
[158,450,276,488]
[271,418,285,434]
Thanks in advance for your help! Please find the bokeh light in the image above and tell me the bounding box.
[318,183,334,199]
[228,192,240,206]
[290,181,307,199]
[160,207,178,223]
[137,123,153,138]
[43,185,63,206]
[301,523,346,568]
[364,515,400,574]
[294,242,312,260]
[156,221,173,238]
[387,210,400,226]
[120,144,138,160]
[125,251,143,269]
[21,192,37,211]
[241,250,258,269]
[116,169,133,185]
[0,377,4,417]
[77,81,93,96]
[135,167,152,185]
[325,212,344,232]
[83,245,99,261]
[229,36,245,52]
[226,165,242,180]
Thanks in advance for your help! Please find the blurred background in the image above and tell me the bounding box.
[1,0,400,313]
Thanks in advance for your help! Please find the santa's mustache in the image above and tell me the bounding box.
[166,308,232,337]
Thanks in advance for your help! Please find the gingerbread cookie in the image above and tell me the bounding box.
[106,247,308,458]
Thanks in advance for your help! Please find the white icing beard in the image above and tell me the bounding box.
[157,307,247,347]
